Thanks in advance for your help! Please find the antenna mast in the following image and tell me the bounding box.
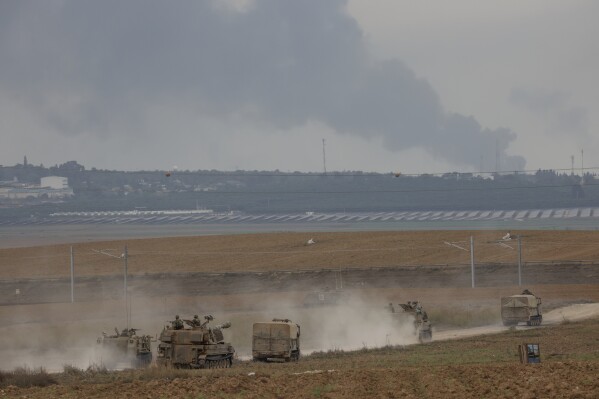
[495,139,500,174]
[322,139,327,174]
[581,149,584,185]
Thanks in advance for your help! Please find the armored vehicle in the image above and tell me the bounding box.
[501,290,542,326]
[96,327,153,369]
[391,301,432,343]
[157,315,235,369]
[252,318,300,362]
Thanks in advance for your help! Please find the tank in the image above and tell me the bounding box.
[252,318,300,362]
[156,315,235,369]
[96,327,153,369]
[501,289,542,326]
[391,301,433,343]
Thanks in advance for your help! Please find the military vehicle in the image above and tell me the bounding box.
[252,318,300,362]
[390,301,433,343]
[156,315,235,369]
[96,327,153,369]
[501,289,542,326]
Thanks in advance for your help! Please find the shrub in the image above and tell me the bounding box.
[0,366,57,388]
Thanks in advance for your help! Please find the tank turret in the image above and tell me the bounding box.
[157,315,235,369]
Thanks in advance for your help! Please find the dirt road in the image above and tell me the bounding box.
[434,303,599,341]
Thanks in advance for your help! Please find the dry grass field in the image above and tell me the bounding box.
[3,229,599,279]
[1,229,599,398]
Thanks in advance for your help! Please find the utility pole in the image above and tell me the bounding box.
[93,246,130,330]
[490,234,524,287]
[70,246,74,303]
[124,245,129,330]
[470,236,475,288]
[517,236,522,287]
[444,238,475,288]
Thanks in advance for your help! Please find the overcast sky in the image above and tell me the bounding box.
[1,0,596,174]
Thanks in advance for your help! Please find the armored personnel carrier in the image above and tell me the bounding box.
[391,301,433,343]
[96,327,153,369]
[501,289,542,326]
[252,318,301,362]
[157,315,235,369]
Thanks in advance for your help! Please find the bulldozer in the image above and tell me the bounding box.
[156,315,235,369]
[96,327,153,369]
[501,289,542,326]
[391,301,433,343]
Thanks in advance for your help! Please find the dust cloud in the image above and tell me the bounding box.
[0,289,421,370]
[4,284,598,372]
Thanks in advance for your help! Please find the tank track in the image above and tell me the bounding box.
[194,354,234,369]
[526,315,543,326]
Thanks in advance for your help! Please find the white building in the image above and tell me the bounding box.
[41,176,69,189]
[0,176,73,201]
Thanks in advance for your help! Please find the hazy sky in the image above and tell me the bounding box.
[1,0,596,173]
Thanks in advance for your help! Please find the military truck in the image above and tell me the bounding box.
[156,315,235,369]
[252,318,301,362]
[96,327,153,369]
[501,290,542,326]
[392,301,433,343]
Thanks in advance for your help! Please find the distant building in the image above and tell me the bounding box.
[41,176,69,189]
[0,176,73,201]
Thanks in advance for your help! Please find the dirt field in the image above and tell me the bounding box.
[2,229,599,306]
[3,229,599,279]
[1,229,599,398]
